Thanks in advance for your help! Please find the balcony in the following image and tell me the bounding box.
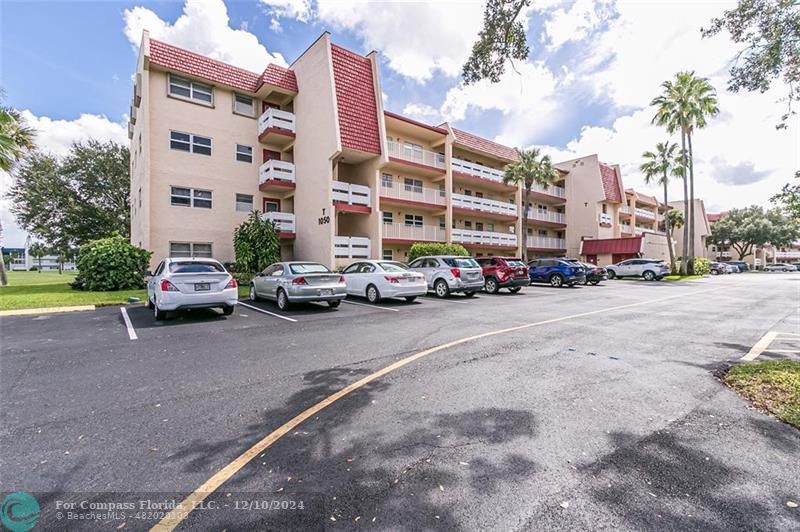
[334,236,371,262]
[380,183,445,208]
[598,212,613,226]
[530,182,566,200]
[451,157,511,187]
[528,208,565,225]
[386,140,446,174]
[452,229,517,248]
[259,160,295,191]
[775,251,800,259]
[332,181,371,212]
[620,223,632,233]
[620,205,631,215]
[260,212,296,237]
[383,223,445,242]
[526,236,566,250]
[635,207,656,220]
[258,108,295,147]
[452,193,517,218]
[717,251,732,258]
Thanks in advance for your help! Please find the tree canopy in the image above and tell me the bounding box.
[771,182,800,221]
[233,211,281,273]
[708,206,800,259]
[462,0,530,84]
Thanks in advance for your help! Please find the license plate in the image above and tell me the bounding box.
[195,283,210,291]
[319,289,334,296]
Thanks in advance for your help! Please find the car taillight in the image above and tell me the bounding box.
[160,279,178,292]
[226,277,238,289]
[450,268,461,278]
[292,277,307,285]
[497,270,508,281]
[384,275,402,283]
[339,276,345,283]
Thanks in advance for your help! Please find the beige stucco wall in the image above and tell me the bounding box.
[130,34,151,253]
[669,199,711,259]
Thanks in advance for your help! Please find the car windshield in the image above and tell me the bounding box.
[378,261,409,272]
[169,261,224,273]
[443,257,479,268]
[505,260,526,267]
[289,263,330,274]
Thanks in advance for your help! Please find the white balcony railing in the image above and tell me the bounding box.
[598,212,613,225]
[526,236,566,249]
[452,229,517,247]
[260,212,295,233]
[531,182,566,198]
[774,251,800,259]
[620,223,632,233]
[620,205,631,215]
[386,140,445,169]
[332,181,371,206]
[380,183,445,205]
[383,223,445,242]
[717,251,732,258]
[451,157,505,183]
[635,207,656,220]
[528,208,565,224]
[452,193,517,217]
[258,160,295,185]
[258,108,295,136]
[334,236,371,259]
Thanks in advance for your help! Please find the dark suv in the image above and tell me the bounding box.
[476,256,529,293]
[527,258,586,287]
[561,258,607,285]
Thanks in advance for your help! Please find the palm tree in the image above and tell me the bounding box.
[503,147,560,262]
[0,107,35,171]
[28,242,46,273]
[651,71,719,274]
[640,141,680,272]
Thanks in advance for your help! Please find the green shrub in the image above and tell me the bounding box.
[408,242,470,262]
[74,234,152,291]
[232,272,255,286]
[233,211,281,273]
[693,257,711,275]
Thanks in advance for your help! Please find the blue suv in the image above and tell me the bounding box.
[527,258,586,288]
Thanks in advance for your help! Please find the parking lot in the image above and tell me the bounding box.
[2,272,799,530]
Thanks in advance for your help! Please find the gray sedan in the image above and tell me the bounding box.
[249,261,347,310]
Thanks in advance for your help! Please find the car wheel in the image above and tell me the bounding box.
[783,268,788,272]
[710,270,718,275]
[643,270,655,281]
[464,291,476,298]
[549,274,564,288]
[509,287,522,293]
[590,281,599,285]
[249,284,259,301]
[434,279,450,298]
[607,270,616,279]
[366,284,381,303]
[145,295,153,309]
[404,296,417,302]
[153,301,167,321]
[276,289,290,311]
[222,305,234,316]
[485,277,499,294]
[328,300,341,308]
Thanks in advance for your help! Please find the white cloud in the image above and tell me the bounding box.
[401,103,441,123]
[542,0,614,50]
[123,0,287,73]
[261,0,312,22]
[0,112,127,247]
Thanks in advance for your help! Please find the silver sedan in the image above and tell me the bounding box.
[249,261,347,310]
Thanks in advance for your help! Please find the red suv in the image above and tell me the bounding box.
[475,257,529,294]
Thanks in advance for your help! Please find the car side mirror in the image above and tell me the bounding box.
[256,272,265,277]
[144,270,153,277]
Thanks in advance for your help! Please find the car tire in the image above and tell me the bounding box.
[485,277,499,294]
[549,274,564,288]
[434,279,450,298]
[276,289,290,311]
[328,300,341,308]
[153,302,167,321]
[590,281,599,285]
[710,270,718,275]
[366,284,381,303]
[145,296,153,309]
[404,296,417,302]
[643,270,655,281]
[464,291,476,298]
[222,305,234,316]
[607,270,616,279]
[249,284,259,301]
[509,287,522,293]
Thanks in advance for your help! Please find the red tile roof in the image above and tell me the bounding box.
[330,44,381,155]
[450,127,518,162]
[599,164,623,203]
[384,111,448,135]
[707,212,724,222]
[148,39,297,94]
[625,188,658,205]
[581,236,643,255]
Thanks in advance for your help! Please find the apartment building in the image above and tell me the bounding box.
[669,199,711,259]
[707,212,800,267]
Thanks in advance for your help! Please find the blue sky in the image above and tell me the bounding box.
[1,0,796,247]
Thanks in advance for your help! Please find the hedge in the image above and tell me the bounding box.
[73,234,152,291]
[408,242,470,262]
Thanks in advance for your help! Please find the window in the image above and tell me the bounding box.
[487,223,495,232]
[464,189,473,196]
[236,144,253,163]
[289,263,331,274]
[475,191,484,199]
[171,186,212,209]
[538,230,548,237]
[405,214,423,227]
[383,249,393,261]
[381,173,393,187]
[342,263,362,274]
[233,93,254,116]
[168,74,213,104]
[475,222,484,231]
[263,199,280,212]
[439,183,445,197]
[464,221,472,229]
[169,261,224,273]
[404,178,423,193]
[439,216,446,229]
[236,194,253,212]
[403,142,423,161]
[602,203,608,214]
[170,131,212,156]
[169,242,212,258]
[378,261,409,272]
[443,257,480,268]
[382,211,393,224]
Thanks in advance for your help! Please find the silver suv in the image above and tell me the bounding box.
[408,256,485,297]
[606,258,670,281]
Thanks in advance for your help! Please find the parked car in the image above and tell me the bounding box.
[560,258,607,285]
[408,256,484,298]
[606,258,670,281]
[475,256,529,293]
[764,263,799,272]
[724,263,740,274]
[727,261,749,272]
[341,260,427,302]
[709,262,727,275]
[249,261,346,310]
[527,258,586,287]
[146,257,238,320]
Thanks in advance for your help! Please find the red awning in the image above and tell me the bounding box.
[581,236,643,255]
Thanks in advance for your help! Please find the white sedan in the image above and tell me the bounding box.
[146,257,238,320]
[341,260,427,303]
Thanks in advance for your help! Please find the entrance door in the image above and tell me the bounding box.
[263,149,281,163]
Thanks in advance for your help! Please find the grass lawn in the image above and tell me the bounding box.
[663,275,704,281]
[0,271,147,311]
[725,360,800,429]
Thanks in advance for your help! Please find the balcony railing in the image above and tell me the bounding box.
[531,182,566,198]
[620,205,631,215]
[620,223,632,233]
[774,251,800,259]
[260,212,296,233]
[386,140,445,169]
[528,208,565,224]
[383,223,445,242]
[332,181,371,206]
[598,212,613,225]
[452,229,517,247]
[717,251,732,258]
[635,207,656,219]
[451,157,505,183]
[526,236,566,249]
[452,193,517,217]
[380,183,445,205]
[258,108,295,135]
[334,236,371,259]
[259,159,295,185]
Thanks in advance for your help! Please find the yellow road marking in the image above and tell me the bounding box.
[0,305,95,316]
[152,287,719,531]
[741,331,779,361]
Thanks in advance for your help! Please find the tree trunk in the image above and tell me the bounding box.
[663,177,675,273]
[0,259,7,286]
[687,131,696,275]
[680,131,689,276]
[521,188,530,262]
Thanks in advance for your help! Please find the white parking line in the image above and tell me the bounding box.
[741,331,779,361]
[120,307,138,340]
[342,299,399,312]
[238,301,298,323]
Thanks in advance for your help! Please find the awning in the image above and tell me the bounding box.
[580,236,643,255]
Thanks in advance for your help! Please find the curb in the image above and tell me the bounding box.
[0,305,97,317]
